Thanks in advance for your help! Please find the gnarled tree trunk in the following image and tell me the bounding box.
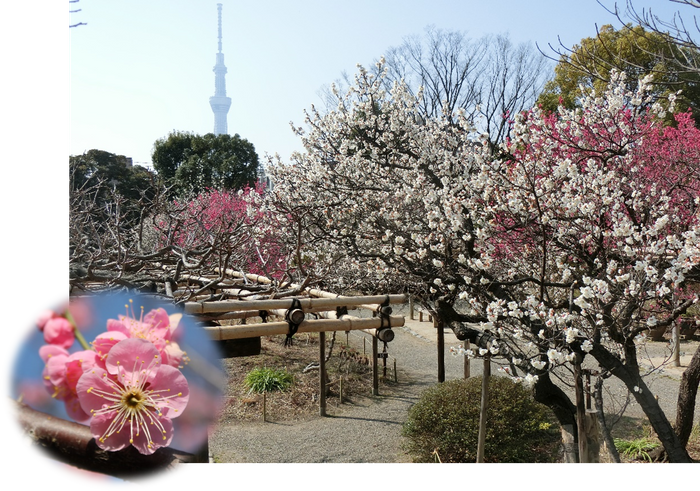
[675,343,700,449]
[591,344,692,463]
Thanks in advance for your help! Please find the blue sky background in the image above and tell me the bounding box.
[68,0,685,167]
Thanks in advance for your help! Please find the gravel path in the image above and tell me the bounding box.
[208,311,700,463]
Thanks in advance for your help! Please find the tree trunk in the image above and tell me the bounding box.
[591,344,692,463]
[532,372,579,461]
[675,343,700,449]
[533,371,578,427]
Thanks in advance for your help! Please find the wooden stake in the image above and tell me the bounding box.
[477,355,490,463]
[575,358,588,463]
[436,317,445,383]
[319,330,327,416]
[263,391,267,423]
[372,335,379,396]
[464,340,471,379]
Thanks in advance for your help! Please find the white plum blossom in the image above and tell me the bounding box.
[261,61,700,458]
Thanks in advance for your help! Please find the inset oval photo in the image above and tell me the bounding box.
[12,292,225,479]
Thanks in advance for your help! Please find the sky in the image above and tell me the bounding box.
[68,0,686,168]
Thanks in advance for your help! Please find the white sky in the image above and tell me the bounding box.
[68,0,685,167]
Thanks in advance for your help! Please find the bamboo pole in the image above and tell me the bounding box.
[202,315,405,340]
[215,268,407,311]
[184,294,406,314]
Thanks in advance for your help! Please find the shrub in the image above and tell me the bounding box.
[402,376,559,463]
[244,367,294,394]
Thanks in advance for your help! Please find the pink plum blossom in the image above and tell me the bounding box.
[76,338,190,455]
[40,346,98,421]
[92,330,129,367]
[103,306,188,368]
[43,317,75,349]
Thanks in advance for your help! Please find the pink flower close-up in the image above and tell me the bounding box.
[43,317,75,349]
[76,338,190,455]
[104,305,188,368]
[40,346,98,421]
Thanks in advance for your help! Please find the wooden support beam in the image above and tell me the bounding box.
[184,294,406,314]
[202,315,405,340]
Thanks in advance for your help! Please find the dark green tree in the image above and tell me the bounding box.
[69,149,156,206]
[539,23,700,123]
[151,131,259,196]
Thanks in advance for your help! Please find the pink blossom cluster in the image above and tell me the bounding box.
[164,183,289,279]
[37,302,190,455]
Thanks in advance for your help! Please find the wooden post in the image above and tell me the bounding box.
[574,358,588,463]
[583,410,601,463]
[372,335,379,396]
[263,391,267,422]
[319,330,327,416]
[672,320,681,367]
[394,358,398,383]
[339,376,343,404]
[476,355,490,463]
[409,296,414,320]
[436,318,445,383]
[464,340,471,379]
[419,311,423,322]
[560,424,577,463]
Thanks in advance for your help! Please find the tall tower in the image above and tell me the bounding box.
[209,3,231,135]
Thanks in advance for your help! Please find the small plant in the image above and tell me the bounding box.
[614,437,660,462]
[244,367,294,394]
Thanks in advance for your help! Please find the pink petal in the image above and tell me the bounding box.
[106,318,130,336]
[65,350,98,391]
[148,364,189,418]
[92,331,129,365]
[104,338,161,384]
[39,344,69,364]
[131,416,174,455]
[144,308,170,331]
[63,394,91,422]
[90,411,130,453]
[45,354,70,390]
[43,317,75,349]
[162,341,186,368]
[75,367,114,415]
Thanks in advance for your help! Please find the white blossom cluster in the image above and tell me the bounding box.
[261,61,700,389]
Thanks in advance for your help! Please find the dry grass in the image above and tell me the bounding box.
[217,332,378,423]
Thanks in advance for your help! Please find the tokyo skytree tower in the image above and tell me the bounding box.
[209,3,231,135]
